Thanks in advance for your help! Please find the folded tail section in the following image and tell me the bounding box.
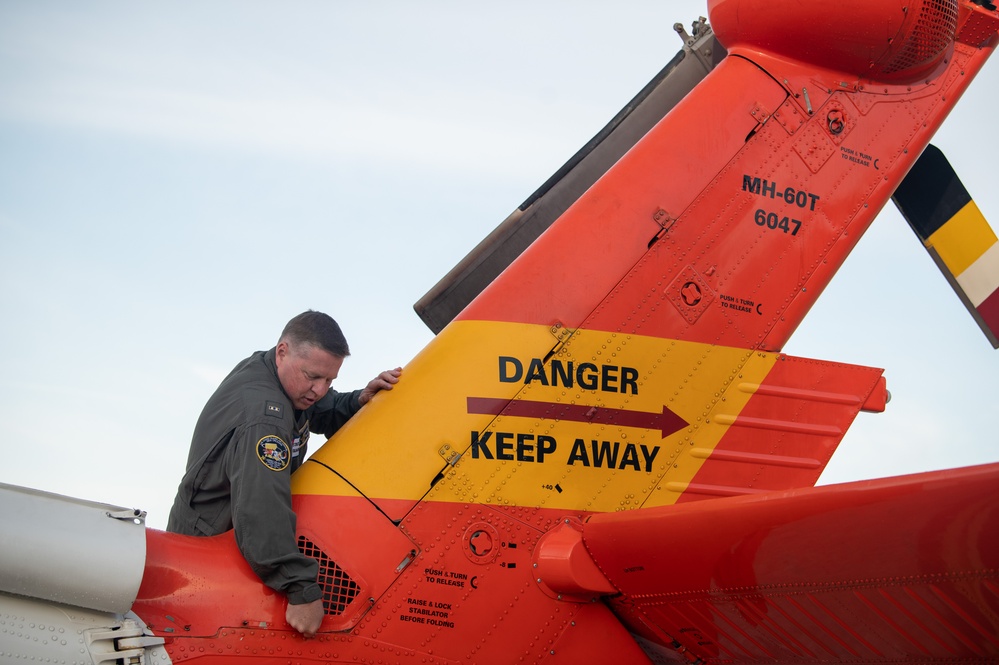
[893,144,999,347]
[318,0,998,521]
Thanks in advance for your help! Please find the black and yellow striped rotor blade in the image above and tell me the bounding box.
[892,144,999,349]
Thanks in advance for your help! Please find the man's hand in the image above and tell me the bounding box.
[358,367,402,405]
[286,598,325,638]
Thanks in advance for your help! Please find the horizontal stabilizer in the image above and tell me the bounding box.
[670,354,886,504]
[579,463,999,662]
[892,144,999,347]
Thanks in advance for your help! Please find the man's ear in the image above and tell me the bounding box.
[275,340,290,366]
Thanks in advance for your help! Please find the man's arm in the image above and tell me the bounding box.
[228,425,324,632]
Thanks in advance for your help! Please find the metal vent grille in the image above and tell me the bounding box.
[883,0,958,74]
[298,535,361,616]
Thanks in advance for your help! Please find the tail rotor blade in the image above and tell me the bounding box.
[892,144,999,348]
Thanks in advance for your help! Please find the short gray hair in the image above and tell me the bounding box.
[279,310,350,358]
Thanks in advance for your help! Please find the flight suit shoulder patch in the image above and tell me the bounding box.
[256,435,291,471]
[264,401,284,417]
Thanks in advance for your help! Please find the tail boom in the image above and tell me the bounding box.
[565,462,999,662]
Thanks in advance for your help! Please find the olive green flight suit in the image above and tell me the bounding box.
[167,347,361,604]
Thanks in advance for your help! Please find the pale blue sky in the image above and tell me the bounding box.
[1,1,995,529]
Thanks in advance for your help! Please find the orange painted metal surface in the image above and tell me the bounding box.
[709,0,958,82]
[135,499,653,664]
[673,354,886,502]
[584,462,999,662]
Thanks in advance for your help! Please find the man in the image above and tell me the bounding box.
[167,310,401,638]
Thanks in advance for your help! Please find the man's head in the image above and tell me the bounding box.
[275,311,350,410]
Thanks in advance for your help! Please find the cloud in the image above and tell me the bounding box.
[7,76,597,180]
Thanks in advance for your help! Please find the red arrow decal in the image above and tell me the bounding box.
[467,397,688,439]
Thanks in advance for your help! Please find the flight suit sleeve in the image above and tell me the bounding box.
[309,389,363,437]
[228,422,323,605]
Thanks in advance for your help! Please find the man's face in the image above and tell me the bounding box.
[275,340,344,410]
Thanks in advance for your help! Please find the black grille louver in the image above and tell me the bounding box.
[297,536,361,616]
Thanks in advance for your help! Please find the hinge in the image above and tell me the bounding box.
[106,508,146,524]
[548,321,573,352]
[649,209,677,247]
[652,208,676,231]
[746,101,777,141]
[749,101,773,125]
[438,443,461,466]
[86,619,165,665]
